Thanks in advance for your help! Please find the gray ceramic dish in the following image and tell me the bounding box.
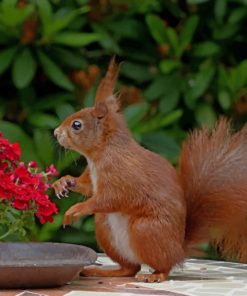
[0,242,97,288]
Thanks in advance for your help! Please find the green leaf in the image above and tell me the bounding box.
[121,62,154,83]
[193,41,220,57]
[144,74,181,101]
[52,32,100,47]
[33,129,54,166]
[91,23,121,54]
[178,15,199,56]
[51,47,87,69]
[55,103,75,121]
[195,104,217,128]
[184,63,215,107]
[36,0,52,25]
[159,59,180,74]
[133,109,183,133]
[123,103,149,128]
[214,0,227,22]
[106,17,143,40]
[228,8,247,24]
[0,46,18,74]
[228,60,247,93]
[12,49,37,89]
[1,0,18,7]
[34,93,74,111]
[166,27,178,50]
[146,14,168,44]
[45,6,90,36]
[0,2,34,27]
[159,91,180,114]
[56,150,80,172]
[218,90,232,110]
[141,132,180,163]
[38,50,74,91]
[187,0,209,3]
[213,23,239,40]
[28,112,60,129]
[0,120,39,163]
[218,64,230,89]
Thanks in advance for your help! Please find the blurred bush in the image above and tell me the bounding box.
[0,0,246,252]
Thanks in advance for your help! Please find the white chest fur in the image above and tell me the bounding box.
[86,158,97,193]
[106,213,139,264]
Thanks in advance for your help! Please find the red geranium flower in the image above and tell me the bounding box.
[0,131,58,236]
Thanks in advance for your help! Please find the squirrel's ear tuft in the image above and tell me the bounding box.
[95,56,120,111]
[93,102,108,119]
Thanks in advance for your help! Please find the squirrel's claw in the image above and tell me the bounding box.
[56,193,61,199]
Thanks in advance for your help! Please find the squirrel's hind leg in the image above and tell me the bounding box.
[135,271,168,283]
[130,216,185,282]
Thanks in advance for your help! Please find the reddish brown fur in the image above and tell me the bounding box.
[53,59,247,282]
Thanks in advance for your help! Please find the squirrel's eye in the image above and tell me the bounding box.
[71,120,82,130]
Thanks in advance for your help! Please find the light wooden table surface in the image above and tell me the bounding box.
[1,255,247,296]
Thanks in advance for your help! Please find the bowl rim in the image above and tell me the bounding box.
[0,242,97,268]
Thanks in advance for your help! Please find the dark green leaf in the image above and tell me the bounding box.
[228,60,247,93]
[218,90,232,110]
[34,93,74,111]
[228,8,247,24]
[0,2,34,27]
[55,103,75,121]
[106,18,143,40]
[187,0,209,3]
[213,23,239,40]
[36,0,52,24]
[142,132,180,163]
[12,48,37,88]
[123,103,149,128]
[159,91,180,114]
[133,110,183,133]
[33,129,54,166]
[28,112,60,128]
[159,59,180,74]
[195,104,217,127]
[46,6,90,36]
[146,14,168,44]
[121,62,154,83]
[184,63,215,107]
[52,32,100,47]
[91,23,121,54]
[0,46,18,74]
[51,47,88,69]
[193,41,220,57]
[166,27,178,50]
[214,0,227,22]
[38,50,74,91]
[56,150,80,172]
[178,15,199,56]
[144,74,181,101]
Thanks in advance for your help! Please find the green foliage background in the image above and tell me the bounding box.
[0,0,247,255]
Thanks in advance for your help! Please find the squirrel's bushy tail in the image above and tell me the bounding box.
[179,118,247,262]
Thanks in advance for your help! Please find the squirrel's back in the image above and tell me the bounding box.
[179,118,247,261]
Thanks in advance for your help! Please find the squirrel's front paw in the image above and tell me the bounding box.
[52,176,76,198]
[63,202,89,225]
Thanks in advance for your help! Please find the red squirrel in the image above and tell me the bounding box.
[53,58,247,282]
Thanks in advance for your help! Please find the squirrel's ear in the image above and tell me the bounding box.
[95,56,120,111]
[92,102,108,119]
